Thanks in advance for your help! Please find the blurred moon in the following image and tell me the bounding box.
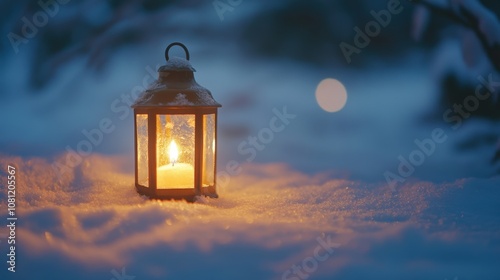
[315,78,348,113]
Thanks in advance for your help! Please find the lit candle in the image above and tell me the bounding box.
[157,140,194,188]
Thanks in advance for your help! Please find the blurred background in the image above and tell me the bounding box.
[0,0,499,185]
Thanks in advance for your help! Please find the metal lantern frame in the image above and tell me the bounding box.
[131,42,221,201]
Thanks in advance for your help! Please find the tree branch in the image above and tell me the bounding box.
[409,0,500,71]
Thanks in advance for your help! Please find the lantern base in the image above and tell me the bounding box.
[135,185,218,202]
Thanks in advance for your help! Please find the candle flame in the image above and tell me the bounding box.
[169,140,179,166]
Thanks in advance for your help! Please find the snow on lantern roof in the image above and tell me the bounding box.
[131,42,221,108]
[158,56,196,72]
[132,82,221,108]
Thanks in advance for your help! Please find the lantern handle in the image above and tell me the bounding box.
[165,42,190,61]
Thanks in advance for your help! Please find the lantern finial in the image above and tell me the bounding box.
[165,42,190,61]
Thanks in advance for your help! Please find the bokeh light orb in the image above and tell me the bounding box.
[315,78,348,113]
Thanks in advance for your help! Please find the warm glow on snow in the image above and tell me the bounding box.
[315,78,348,113]
[1,154,498,279]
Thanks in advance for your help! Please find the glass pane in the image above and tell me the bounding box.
[202,114,215,187]
[136,114,149,187]
[156,114,195,189]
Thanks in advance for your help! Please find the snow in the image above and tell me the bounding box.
[167,93,194,106]
[159,57,196,72]
[0,154,499,279]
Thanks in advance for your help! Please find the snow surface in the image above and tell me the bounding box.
[0,154,499,280]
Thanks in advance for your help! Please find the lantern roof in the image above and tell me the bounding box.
[158,56,196,72]
[131,43,221,108]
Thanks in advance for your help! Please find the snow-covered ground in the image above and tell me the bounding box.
[0,153,499,279]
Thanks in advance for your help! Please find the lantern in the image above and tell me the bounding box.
[132,42,221,201]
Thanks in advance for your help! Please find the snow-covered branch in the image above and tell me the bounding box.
[410,0,500,71]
